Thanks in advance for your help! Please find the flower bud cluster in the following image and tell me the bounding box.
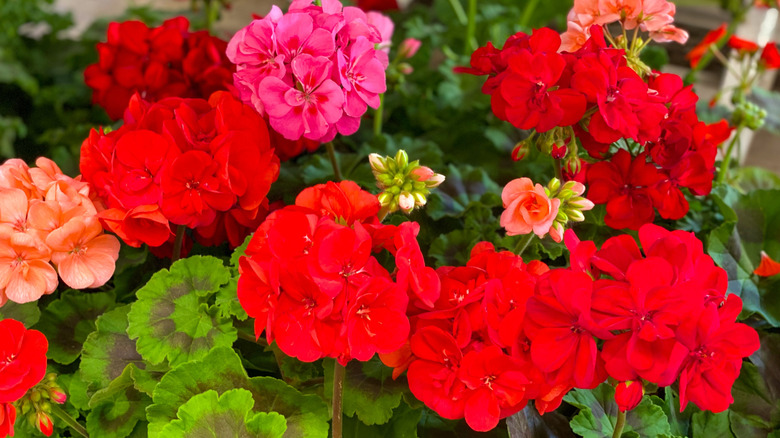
[732,100,767,130]
[545,177,595,238]
[369,150,445,214]
[16,374,66,437]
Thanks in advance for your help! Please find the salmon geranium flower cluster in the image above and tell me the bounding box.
[0,158,120,305]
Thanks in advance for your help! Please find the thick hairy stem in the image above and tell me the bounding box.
[325,142,343,181]
[332,362,346,438]
[171,225,186,263]
[613,410,627,438]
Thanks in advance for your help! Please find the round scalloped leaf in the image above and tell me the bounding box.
[86,364,153,438]
[80,305,163,392]
[127,256,236,367]
[36,290,116,364]
[323,358,408,426]
[0,300,41,327]
[159,389,287,438]
[147,347,329,438]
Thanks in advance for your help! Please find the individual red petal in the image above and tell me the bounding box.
[754,251,780,276]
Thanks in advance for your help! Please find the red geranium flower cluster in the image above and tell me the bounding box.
[378,224,759,431]
[80,91,280,251]
[84,17,234,120]
[0,318,49,438]
[459,26,732,230]
[238,180,441,365]
[566,224,759,412]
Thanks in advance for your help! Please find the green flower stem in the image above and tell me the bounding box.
[172,225,186,263]
[716,125,744,184]
[51,405,89,438]
[325,142,343,181]
[518,0,541,29]
[464,0,477,54]
[513,233,535,257]
[205,0,219,33]
[553,157,563,181]
[332,362,346,438]
[236,329,268,347]
[374,94,384,138]
[613,410,626,438]
[446,0,468,25]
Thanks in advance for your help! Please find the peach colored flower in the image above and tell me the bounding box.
[598,0,641,28]
[0,233,57,304]
[46,216,120,289]
[0,188,32,237]
[0,159,43,200]
[561,20,592,52]
[500,178,561,238]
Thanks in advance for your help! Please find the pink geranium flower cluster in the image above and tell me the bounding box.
[562,0,688,51]
[0,158,120,306]
[226,0,391,142]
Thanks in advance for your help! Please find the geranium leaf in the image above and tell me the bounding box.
[216,277,248,321]
[426,164,501,220]
[323,357,408,426]
[86,364,153,438]
[692,411,733,438]
[158,389,287,438]
[147,346,329,438]
[36,290,116,364]
[342,402,421,438]
[80,304,164,397]
[565,384,671,438]
[229,234,252,275]
[127,256,236,367]
[0,300,40,327]
[708,187,780,326]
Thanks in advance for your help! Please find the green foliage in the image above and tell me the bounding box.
[564,384,671,438]
[86,364,153,438]
[323,358,409,426]
[127,256,237,367]
[0,300,41,327]
[707,187,780,325]
[36,290,116,364]
[147,346,329,438]
[159,389,287,438]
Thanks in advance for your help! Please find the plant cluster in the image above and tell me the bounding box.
[0,0,778,436]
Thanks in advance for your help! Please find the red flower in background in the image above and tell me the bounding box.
[760,43,780,69]
[80,92,279,252]
[0,319,48,403]
[687,23,727,68]
[84,17,234,120]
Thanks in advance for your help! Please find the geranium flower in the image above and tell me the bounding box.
[500,177,561,239]
[586,150,663,230]
[676,295,759,412]
[459,346,532,431]
[687,23,727,68]
[0,318,48,402]
[346,277,410,361]
[754,251,780,276]
[0,233,57,304]
[259,54,345,141]
[45,217,121,290]
[0,403,15,437]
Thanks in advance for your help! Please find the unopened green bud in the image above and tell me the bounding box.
[555,210,568,223]
[395,150,409,168]
[566,209,585,222]
[377,192,394,206]
[558,188,575,200]
[548,178,561,193]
